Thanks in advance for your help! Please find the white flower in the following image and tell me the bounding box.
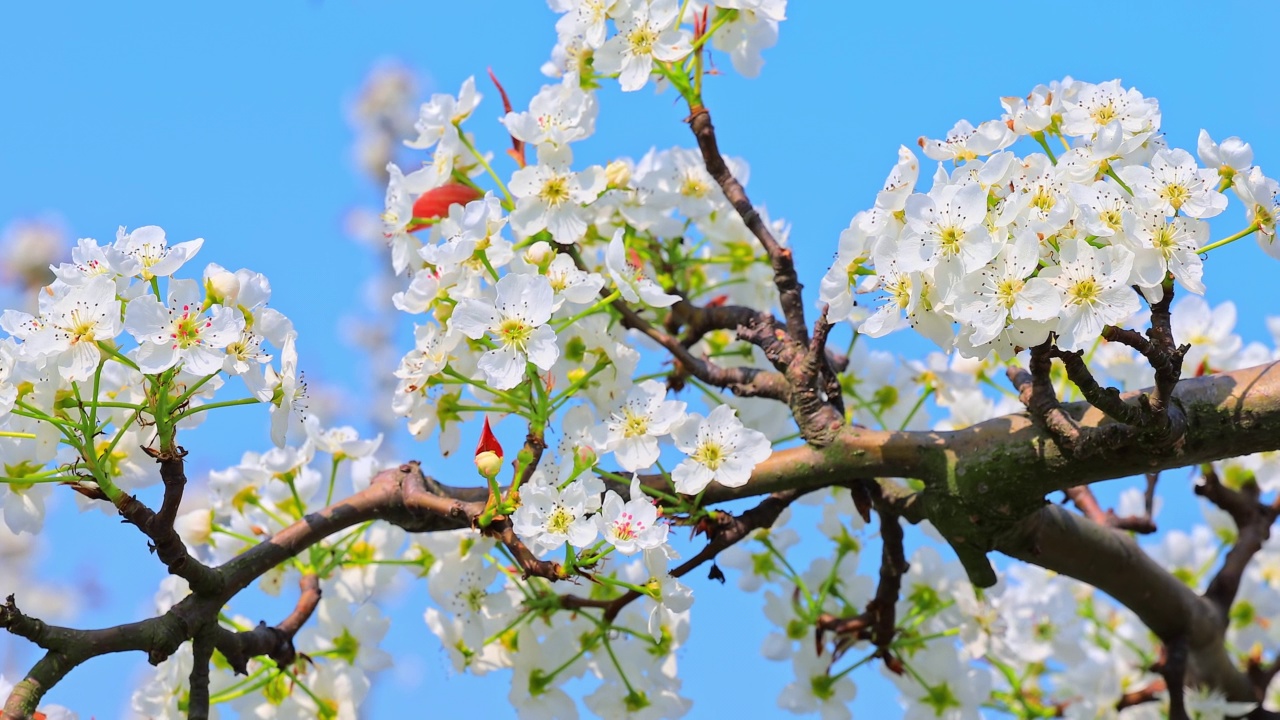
[404,76,481,153]
[1119,148,1226,218]
[596,476,667,554]
[642,545,694,640]
[124,279,245,375]
[552,0,617,48]
[264,331,306,447]
[919,119,1015,163]
[1040,238,1140,352]
[705,0,785,78]
[1124,211,1208,297]
[777,643,856,720]
[594,0,693,92]
[1171,296,1242,375]
[897,182,997,282]
[501,82,597,150]
[511,474,598,555]
[297,599,392,674]
[952,230,1061,347]
[545,253,605,309]
[818,213,876,324]
[451,273,560,390]
[602,379,687,472]
[1061,79,1159,138]
[606,228,680,307]
[1197,129,1253,182]
[110,225,204,280]
[23,275,121,381]
[509,154,606,245]
[671,404,771,495]
[304,416,383,459]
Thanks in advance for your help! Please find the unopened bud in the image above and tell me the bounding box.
[205,265,240,306]
[605,160,631,188]
[574,445,597,471]
[474,416,504,480]
[523,240,554,269]
[475,450,503,479]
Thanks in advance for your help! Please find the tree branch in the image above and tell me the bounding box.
[686,105,809,347]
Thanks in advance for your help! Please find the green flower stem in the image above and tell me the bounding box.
[171,396,262,423]
[550,359,610,410]
[1104,167,1133,195]
[0,475,82,485]
[552,290,621,332]
[1031,132,1057,165]
[1197,222,1260,254]
[173,372,220,409]
[95,341,140,371]
[325,456,341,507]
[457,129,513,209]
[898,386,935,431]
[0,431,37,440]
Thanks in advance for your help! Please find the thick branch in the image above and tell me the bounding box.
[996,505,1253,701]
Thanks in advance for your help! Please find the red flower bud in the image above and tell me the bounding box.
[411,183,483,229]
[475,416,503,460]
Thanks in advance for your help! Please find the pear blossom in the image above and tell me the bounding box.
[545,253,606,309]
[110,225,203,280]
[511,474,598,555]
[551,0,616,48]
[509,153,606,245]
[594,0,693,92]
[596,476,667,554]
[606,229,680,307]
[919,119,1014,163]
[670,404,771,495]
[1061,79,1159,137]
[1039,238,1140,352]
[22,275,121,381]
[897,181,997,282]
[404,76,480,153]
[777,643,856,720]
[451,273,559,390]
[952,230,1061,348]
[124,279,245,375]
[501,82,597,150]
[1197,129,1253,183]
[602,379,687,472]
[1120,148,1226,218]
[641,545,694,640]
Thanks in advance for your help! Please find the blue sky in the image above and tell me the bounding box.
[1,0,1278,717]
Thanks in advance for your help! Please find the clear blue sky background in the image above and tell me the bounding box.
[1,1,1278,717]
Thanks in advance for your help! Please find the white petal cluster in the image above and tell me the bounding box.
[824,78,1279,357]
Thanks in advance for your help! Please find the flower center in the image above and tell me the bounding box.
[1030,186,1055,214]
[610,511,644,542]
[546,505,574,535]
[539,176,571,207]
[620,408,649,438]
[693,441,725,470]
[938,226,964,255]
[1161,183,1190,211]
[628,25,657,55]
[171,305,212,349]
[497,317,533,351]
[996,277,1025,309]
[1068,278,1100,305]
[1092,103,1117,126]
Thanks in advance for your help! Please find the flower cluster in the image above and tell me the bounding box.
[0,226,304,537]
[822,78,1279,358]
